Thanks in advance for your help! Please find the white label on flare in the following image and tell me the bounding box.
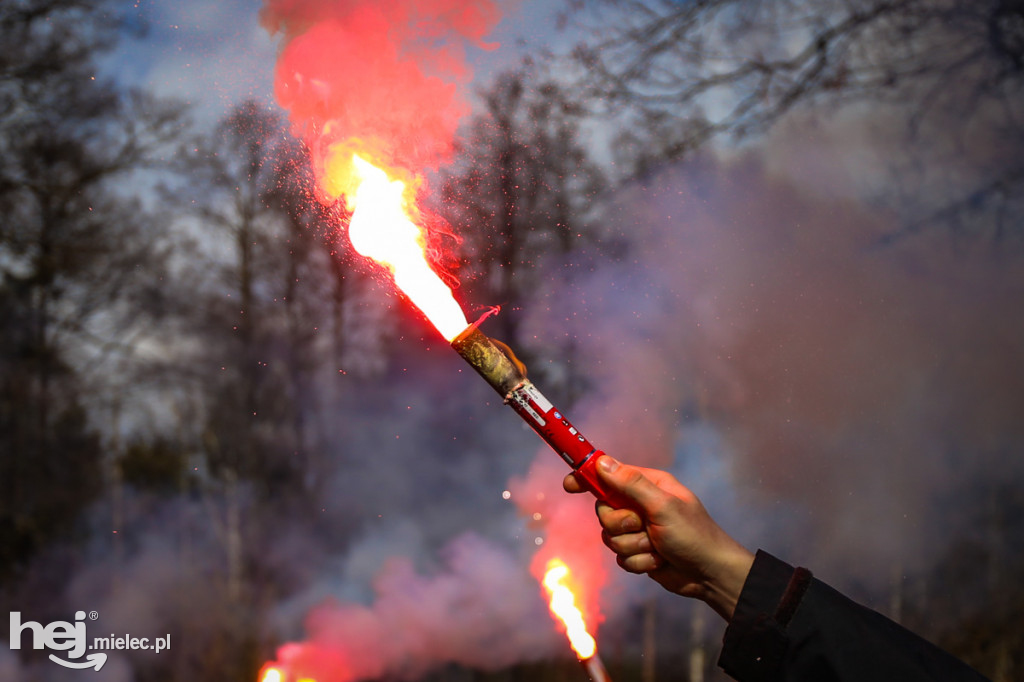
[514,395,544,425]
[523,384,554,413]
[511,385,549,426]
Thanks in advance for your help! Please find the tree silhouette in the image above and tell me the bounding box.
[438,60,608,358]
[0,0,183,581]
[569,0,1024,241]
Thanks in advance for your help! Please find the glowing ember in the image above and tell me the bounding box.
[542,559,597,660]
[260,666,283,682]
[333,152,468,341]
[258,663,320,682]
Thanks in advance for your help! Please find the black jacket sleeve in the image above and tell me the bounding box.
[716,550,989,682]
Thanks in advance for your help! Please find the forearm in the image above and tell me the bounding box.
[718,551,990,682]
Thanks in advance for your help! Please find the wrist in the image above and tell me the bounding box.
[700,541,755,621]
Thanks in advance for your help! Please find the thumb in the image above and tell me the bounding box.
[596,456,669,514]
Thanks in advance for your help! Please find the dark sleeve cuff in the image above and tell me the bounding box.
[717,550,812,682]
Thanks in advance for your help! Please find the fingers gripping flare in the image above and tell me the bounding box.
[596,496,660,573]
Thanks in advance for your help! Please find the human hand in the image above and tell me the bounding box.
[564,456,754,621]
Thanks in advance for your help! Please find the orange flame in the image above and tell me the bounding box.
[324,146,468,341]
[258,662,319,682]
[542,558,597,660]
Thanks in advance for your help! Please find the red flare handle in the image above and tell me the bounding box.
[575,451,631,508]
[503,381,633,508]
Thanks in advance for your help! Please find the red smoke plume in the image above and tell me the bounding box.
[508,458,610,634]
[262,534,558,681]
[261,0,500,194]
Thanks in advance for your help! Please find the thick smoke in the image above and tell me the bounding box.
[257,340,603,680]
[517,116,1024,591]
[271,534,559,681]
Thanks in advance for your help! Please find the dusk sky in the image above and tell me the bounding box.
[104,0,559,125]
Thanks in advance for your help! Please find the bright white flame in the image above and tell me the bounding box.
[347,154,468,341]
[542,559,597,660]
[260,667,283,682]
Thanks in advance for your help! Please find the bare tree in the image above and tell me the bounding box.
[438,60,608,357]
[567,0,1024,240]
[175,102,300,489]
[0,0,183,582]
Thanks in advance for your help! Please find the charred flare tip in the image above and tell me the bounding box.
[451,325,527,396]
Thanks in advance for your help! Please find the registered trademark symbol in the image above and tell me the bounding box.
[89,611,99,620]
